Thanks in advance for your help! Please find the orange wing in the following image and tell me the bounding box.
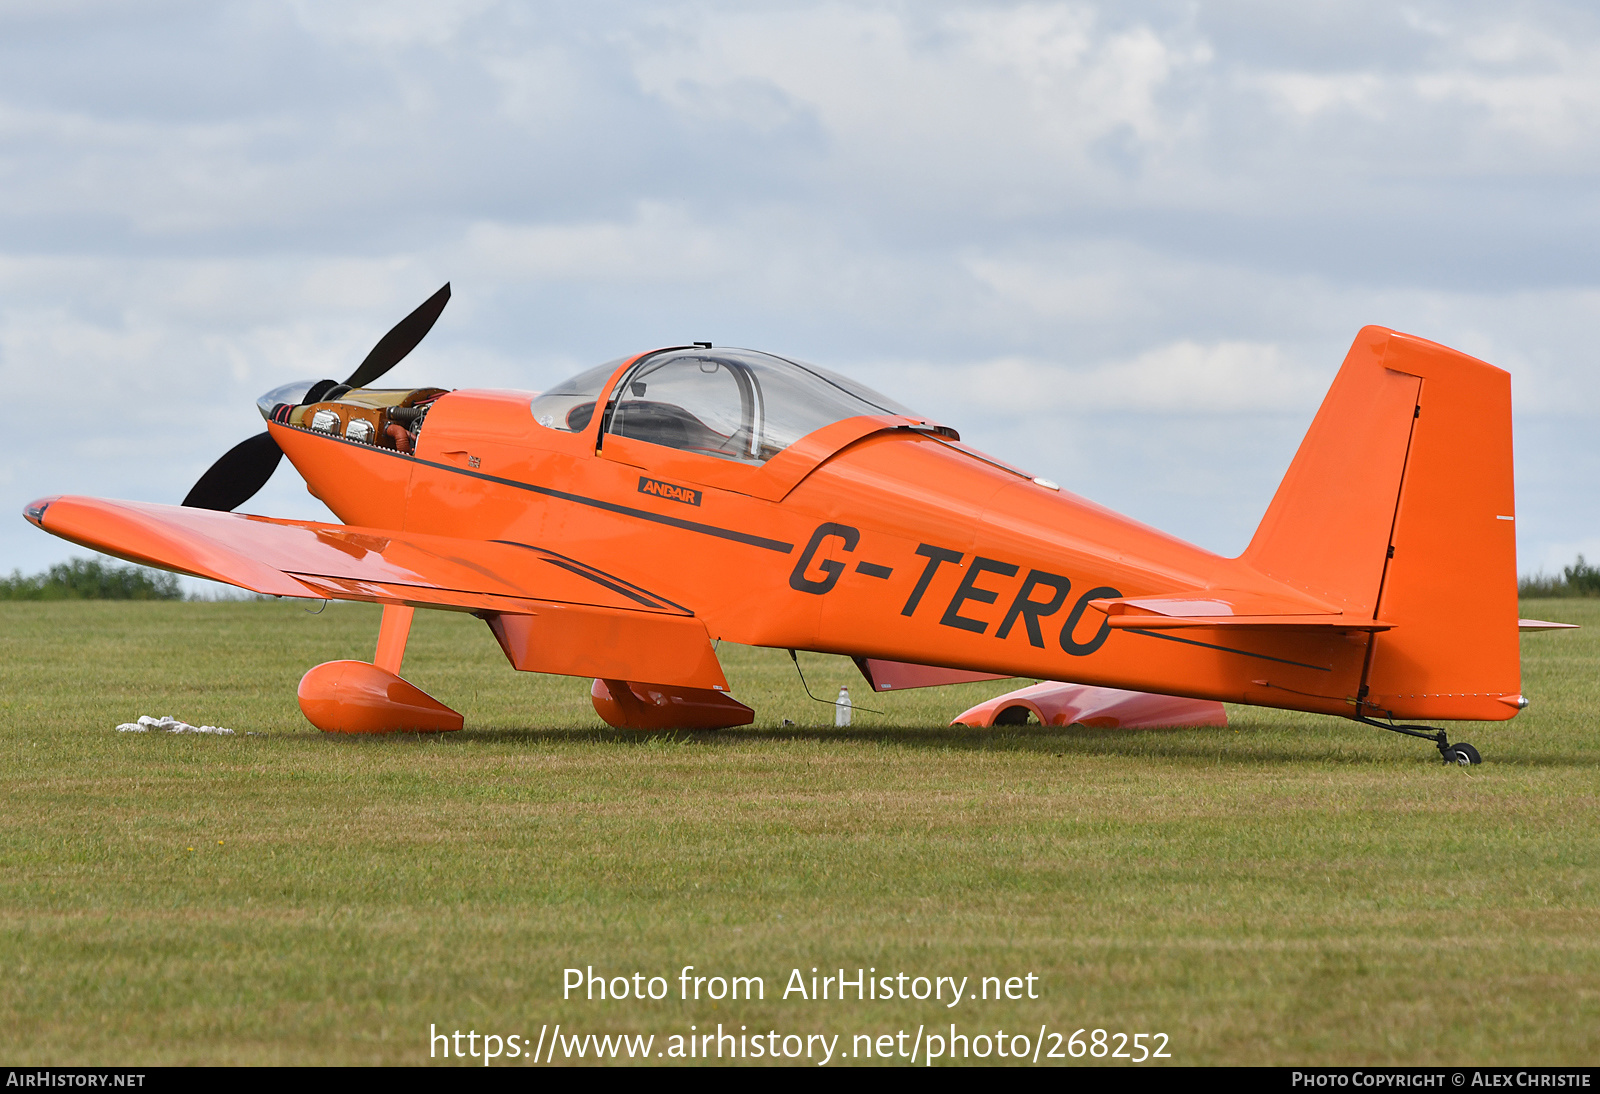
[24,495,728,691]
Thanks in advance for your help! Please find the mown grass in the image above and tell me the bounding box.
[1,599,1597,1065]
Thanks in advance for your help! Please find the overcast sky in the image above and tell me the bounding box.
[3,0,1597,582]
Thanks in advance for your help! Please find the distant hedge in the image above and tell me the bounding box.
[1520,555,1600,598]
[6,553,1595,602]
[0,558,183,600]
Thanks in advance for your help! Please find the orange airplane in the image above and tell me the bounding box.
[22,285,1561,763]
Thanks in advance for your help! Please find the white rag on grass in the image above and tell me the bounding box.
[117,715,235,735]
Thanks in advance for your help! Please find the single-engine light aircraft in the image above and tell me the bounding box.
[24,285,1565,763]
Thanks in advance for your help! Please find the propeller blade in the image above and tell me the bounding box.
[182,431,284,512]
[342,282,451,390]
[181,285,449,511]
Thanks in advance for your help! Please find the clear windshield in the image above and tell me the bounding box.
[603,348,919,463]
[529,359,626,433]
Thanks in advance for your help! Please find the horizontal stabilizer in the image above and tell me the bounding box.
[1088,590,1390,631]
[1519,619,1580,632]
[1105,614,1394,631]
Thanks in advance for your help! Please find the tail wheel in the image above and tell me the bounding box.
[1355,715,1485,764]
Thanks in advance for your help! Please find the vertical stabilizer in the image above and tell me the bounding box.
[1243,327,1520,721]
[1243,326,1421,617]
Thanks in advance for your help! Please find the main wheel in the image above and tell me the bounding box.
[1444,742,1482,765]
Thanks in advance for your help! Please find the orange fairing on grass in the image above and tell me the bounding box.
[953,681,1226,730]
[297,660,463,734]
[590,679,755,731]
[23,294,1558,757]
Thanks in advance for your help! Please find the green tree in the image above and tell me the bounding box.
[0,557,183,600]
[1565,555,1600,596]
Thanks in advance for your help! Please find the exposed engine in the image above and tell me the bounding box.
[267,387,448,454]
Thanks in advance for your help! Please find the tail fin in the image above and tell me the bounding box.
[1243,326,1521,721]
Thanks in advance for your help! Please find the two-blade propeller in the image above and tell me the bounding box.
[182,283,451,512]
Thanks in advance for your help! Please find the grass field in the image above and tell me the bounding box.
[2,598,1597,1066]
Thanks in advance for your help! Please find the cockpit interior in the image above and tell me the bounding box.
[530,347,936,464]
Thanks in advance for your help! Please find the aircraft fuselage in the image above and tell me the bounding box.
[272,384,1377,719]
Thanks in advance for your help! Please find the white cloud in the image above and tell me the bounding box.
[1249,71,1388,119]
[0,1,1598,575]
[461,204,727,282]
[286,0,498,50]
[891,339,1320,418]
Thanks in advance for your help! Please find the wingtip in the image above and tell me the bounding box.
[22,496,58,527]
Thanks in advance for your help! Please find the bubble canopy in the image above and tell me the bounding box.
[530,348,922,464]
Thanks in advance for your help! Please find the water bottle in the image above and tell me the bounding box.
[835,685,852,726]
